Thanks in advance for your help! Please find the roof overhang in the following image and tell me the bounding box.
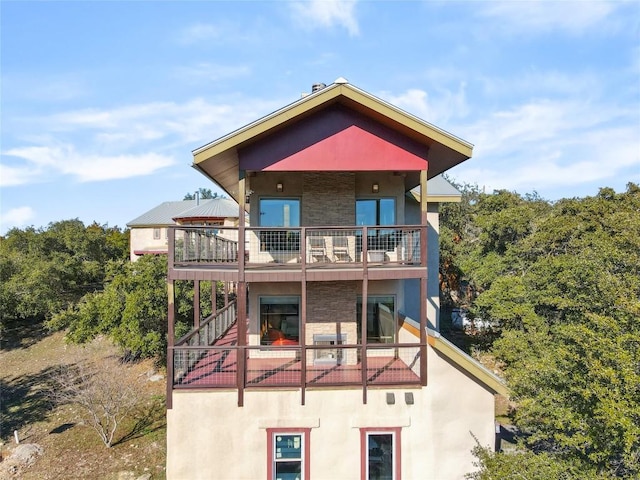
[193,82,473,204]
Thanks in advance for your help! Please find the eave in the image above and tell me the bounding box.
[192,82,473,204]
[427,329,510,397]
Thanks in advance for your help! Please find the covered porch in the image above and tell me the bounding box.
[170,306,423,405]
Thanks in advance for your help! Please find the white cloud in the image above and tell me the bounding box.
[0,163,41,187]
[290,0,360,36]
[0,206,35,232]
[381,83,469,126]
[479,1,622,35]
[1,95,286,187]
[451,99,640,195]
[2,145,175,185]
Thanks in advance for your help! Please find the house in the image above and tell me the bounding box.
[126,196,239,261]
[165,79,508,479]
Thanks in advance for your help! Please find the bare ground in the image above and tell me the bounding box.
[1,320,166,479]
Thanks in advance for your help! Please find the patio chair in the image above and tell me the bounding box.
[332,236,350,261]
[308,236,327,262]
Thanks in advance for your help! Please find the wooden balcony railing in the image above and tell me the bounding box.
[169,225,424,268]
[172,343,422,390]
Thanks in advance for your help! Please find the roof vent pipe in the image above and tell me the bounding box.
[195,191,200,205]
[311,83,326,92]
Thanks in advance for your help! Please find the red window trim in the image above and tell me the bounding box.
[360,427,402,480]
[266,428,311,480]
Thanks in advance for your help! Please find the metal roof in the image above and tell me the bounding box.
[409,175,462,203]
[173,197,239,220]
[127,198,239,227]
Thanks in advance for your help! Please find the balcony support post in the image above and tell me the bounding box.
[361,231,369,404]
[300,229,307,405]
[194,280,200,330]
[237,171,247,407]
[167,280,175,409]
[212,281,217,317]
[419,169,428,386]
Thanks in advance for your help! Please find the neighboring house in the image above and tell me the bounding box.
[126,197,239,261]
[166,79,508,480]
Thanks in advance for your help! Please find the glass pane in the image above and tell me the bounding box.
[357,296,395,343]
[368,434,393,480]
[379,199,395,226]
[356,200,377,226]
[261,298,300,346]
[275,461,302,480]
[260,199,300,227]
[275,434,302,459]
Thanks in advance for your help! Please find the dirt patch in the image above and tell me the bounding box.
[0,328,166,479]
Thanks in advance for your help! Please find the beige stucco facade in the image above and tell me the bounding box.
[166,337,496,480]
[129,226,168,261]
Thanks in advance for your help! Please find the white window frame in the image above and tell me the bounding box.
[361,428,401,480]
[267,428,310,480]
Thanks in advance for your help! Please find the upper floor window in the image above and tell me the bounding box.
[356,199,396,252]
[259,198,300,252]
[356,198,395,226]
[153,228,161,240]
[260,198,300,227]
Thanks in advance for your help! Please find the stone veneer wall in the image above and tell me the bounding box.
[302,173,355,226]
[306,281,358,364]
[307,281,356,324]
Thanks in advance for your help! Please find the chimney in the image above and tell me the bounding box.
[195,191,200,205]
[311,83,326,93]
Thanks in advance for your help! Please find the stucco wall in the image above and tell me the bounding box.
[404,202,440,330]
[129,227,167,261]
[166,342,495,479]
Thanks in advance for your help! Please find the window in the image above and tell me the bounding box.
[259,198,300,251]
[356,198,395,227]
[357,296,396,343]
[360,428,401,480]
[153,228,161,240]
[356,199,397,252]
[267,428,310,480]
[260,296,300,346]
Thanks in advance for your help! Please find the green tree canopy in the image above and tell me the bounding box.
[0,220,129,324]
[441,182,640,477]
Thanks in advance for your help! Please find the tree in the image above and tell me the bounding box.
[466,443,609,480]
[0,221,129,324]
[51,357,142,447]
[184,188,217,200]
[450,183,640,477]
[48,254,226,359]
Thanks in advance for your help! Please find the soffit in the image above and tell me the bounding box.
[193,82,473,204]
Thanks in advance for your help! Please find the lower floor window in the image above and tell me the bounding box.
[267,428,310,480]
[260,296,300,346]
[361,428,401,480]
[357,296,396,343]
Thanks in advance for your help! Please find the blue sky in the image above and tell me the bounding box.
[1,0,639,234]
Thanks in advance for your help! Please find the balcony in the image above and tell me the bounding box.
[168,225,426,282]
[170,306,423,396]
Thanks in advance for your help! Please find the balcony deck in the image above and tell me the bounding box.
[173,321,421,389]
[168,225,427,282]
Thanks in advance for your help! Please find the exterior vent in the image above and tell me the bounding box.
[311,83,326,92]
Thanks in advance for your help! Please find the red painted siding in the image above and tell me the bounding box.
[239,104,428,172]
[263,125,427,171]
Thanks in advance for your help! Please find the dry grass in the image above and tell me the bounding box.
[1,320,166,479]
